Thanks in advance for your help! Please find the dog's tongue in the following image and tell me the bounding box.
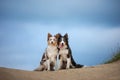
[59,44,63,49]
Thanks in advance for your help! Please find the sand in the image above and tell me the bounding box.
[0,61,120,80]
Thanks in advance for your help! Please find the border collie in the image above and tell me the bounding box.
[58,33,83,69]
[34,33,59,71]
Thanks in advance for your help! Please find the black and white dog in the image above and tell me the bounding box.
[58,33,84,69]
[34,33,59,71]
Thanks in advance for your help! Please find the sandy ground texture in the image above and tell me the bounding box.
[0,60,120,80]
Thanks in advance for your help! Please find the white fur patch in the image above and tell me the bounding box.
[59,48,73,69]
[59,49,68,61]
[46,45,58,70]
[66,58,71,69]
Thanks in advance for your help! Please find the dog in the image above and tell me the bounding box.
[58,33,84,69]
[34,33,59,71]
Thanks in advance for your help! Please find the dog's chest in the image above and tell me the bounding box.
[59,49,69,58]
[47,46,58,57]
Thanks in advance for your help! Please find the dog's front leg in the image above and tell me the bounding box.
[58,59,63,70]
[53,59,57,70]
[47,60,50,71]
[66,58,71,69]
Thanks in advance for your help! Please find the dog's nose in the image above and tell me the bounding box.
[51,41,53,44]
[62,43,64,46]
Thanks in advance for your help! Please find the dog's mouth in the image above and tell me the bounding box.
[59,43,64,49]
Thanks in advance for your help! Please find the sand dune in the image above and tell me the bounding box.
[0,61,120,80]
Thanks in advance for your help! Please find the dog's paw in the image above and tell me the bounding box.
[66,67,70,70]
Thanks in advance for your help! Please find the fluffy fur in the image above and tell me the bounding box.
[34,33,59,71]
[58,33,84,69]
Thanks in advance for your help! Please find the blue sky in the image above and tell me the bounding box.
[0,0,120,70]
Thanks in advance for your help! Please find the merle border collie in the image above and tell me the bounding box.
[58,33,83,69]
[34,33,59,71]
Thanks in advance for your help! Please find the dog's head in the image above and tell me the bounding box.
[47,33,60,46]
[58,33,68,49]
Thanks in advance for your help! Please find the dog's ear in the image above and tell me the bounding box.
[55,33,61,39]
[48,33,52,40]
[64,33,68,39]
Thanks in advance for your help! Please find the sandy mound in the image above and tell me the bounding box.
[0,61,120,80]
